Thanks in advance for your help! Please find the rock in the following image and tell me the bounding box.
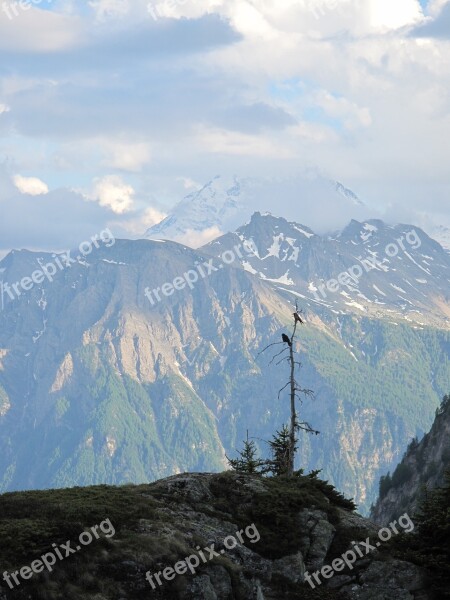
[343,559,432,600]
[272,551,305,583]
[359,559,427,591]
[156,473,214,504]
[326,574,357,589]
[297,509,336,570]
[184,574,218,600]
[343,584,415,599]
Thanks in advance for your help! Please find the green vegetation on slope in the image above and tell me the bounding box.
[0,472,355,600]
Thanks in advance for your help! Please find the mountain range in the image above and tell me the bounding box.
[0,211,449,513]
[145,175,450,252]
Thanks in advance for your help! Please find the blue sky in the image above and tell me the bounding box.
[0,0,450,253]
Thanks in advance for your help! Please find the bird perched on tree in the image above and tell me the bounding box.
[293,312,304,324]
[282,333,292,346]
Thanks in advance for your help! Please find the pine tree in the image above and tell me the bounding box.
[379,472,392,499]
[227,431,267,474]
[266,424,295,476]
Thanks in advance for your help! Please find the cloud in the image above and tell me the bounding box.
[175,226,224,248]
[1,0,450,252]
[88,175,135,214]
[88,0,130,21]
[0,166,114,252]
[13,174,49,195]
[214,102,297,134]
[101,141,152,172]
[0,7,84,52]
[113,206,167,236]
[411,1,450,36]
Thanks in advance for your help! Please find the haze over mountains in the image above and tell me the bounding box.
[1,205,449,513]
[144,175,368,247]
[144,175,450,252]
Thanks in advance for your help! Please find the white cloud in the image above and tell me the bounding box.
[114,206,167,235]
[367,0,423,31]
[88,0,130,21]
[177,177,202,191]
[0,9,83,52]
[428,0,450,16]
[0,103,10,115]
[89,175,135,214]
[175,226,223,248]
[102,141,151,172]
[1,0,450,247]
[314,91,372,130]
[13,174,49,196]
[195,125,292,158]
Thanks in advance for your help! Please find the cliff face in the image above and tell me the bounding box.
[370,395,450,525]
[0,472,432,600]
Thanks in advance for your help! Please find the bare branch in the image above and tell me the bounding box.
[276,356,290,366]
[256,341,283,360]
[277,381,290,399]
[269,347,289,365]
[297,420,320,435]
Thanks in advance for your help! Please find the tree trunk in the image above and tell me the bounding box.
[287,322,297,476]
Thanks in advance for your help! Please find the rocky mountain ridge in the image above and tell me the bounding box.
[0,471,434,600]
[370,395,450,525]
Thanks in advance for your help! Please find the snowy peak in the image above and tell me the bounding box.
[144,174,366,247]
[203,213,450,327]
[144,175,245,246]
[335,181,364,206]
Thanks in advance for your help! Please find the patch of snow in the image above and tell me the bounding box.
[260,271,294,285]
[390,283,406,293]
[344,301,366,311]
[373,284,386,297]
[242,261,257,274]
[293,225,314,238]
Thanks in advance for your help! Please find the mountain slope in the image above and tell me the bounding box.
[0,472,433,600]
[203,212,450,328]
[0,216,449,513]
[370,394,450,525]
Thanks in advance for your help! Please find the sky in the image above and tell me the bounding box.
[0,0,450,253]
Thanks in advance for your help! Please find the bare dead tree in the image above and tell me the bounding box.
[258,301,319,477]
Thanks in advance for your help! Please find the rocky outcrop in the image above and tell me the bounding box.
[1,471,432,600]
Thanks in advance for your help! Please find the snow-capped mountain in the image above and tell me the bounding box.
[204,213,450,328]
[144,174,367,246]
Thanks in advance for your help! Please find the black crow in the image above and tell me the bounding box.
[282,333,291,346]
[293,312,304,324]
